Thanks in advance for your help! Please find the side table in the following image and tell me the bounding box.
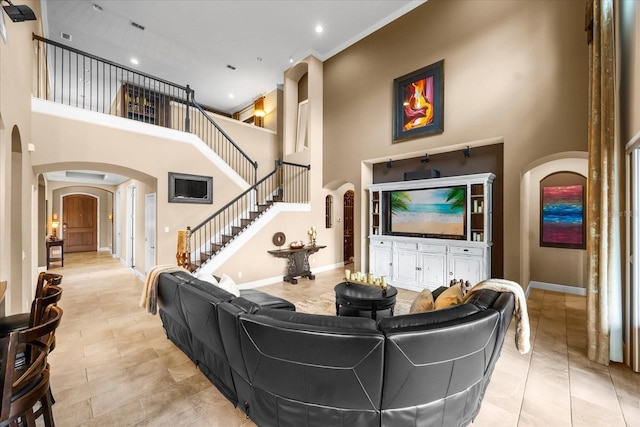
[334,282,397,320]
[46,239,64,270]
[267,245,326,284]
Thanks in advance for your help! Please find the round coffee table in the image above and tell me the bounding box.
[334,282,398,320]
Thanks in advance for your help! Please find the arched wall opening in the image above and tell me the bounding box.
[520,152,588,293]
[10,126,24,314]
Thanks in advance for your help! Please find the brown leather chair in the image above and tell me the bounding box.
[0,305,63,427]
[0,272,62,338]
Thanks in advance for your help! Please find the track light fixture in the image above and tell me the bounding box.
[386,159,393,169]
[2,0,37,22]
[420,154,430,163]
[462,146,471,158]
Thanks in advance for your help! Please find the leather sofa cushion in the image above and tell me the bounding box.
[238,311,385,414]
[465,289,500,310]
[378,303,480,334]
[240,289,296,311]
[257,308,378,333]
[229,296,262,314]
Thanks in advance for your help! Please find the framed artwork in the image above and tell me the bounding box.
[393,59,444,142]
[540,184,585,249]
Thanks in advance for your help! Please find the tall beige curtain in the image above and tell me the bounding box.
[585,0,621,365]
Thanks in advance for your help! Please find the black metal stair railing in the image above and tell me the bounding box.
[32,34,258,185]
[190,100,258,186]
[187,160,310,272]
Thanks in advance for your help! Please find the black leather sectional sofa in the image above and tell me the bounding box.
[157,271,515,427]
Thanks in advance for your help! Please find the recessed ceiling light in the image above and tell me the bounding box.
[130,58,139,65]
[92,3,103,12]
[229,94,234,99]
[289,57,293,63]
[315,25,323,33]
[256,57,262,62]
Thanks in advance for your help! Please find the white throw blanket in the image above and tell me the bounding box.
[140,265,190,315]
[463,278,531,354]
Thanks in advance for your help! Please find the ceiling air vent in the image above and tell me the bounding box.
[226,64,236,70]
[60,32,72,41]
[131,21,145,31]
[65,171,106,181]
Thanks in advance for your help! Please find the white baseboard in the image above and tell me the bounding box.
[98,247,112,253]
[526,281,587,298]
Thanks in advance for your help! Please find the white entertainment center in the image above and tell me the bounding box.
[368,173,495,292]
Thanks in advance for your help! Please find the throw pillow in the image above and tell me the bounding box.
[409,289,435,313]
[195,271,219,286]
[434,284,463,310]
[218,273,241,297]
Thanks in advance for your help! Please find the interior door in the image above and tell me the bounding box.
[144,193,156,274]
[126,184,136,268]
[343,190,354,262]
[63,194,97,253]
[114,190,121,258]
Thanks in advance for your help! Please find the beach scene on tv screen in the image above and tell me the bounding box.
[391,187,465,236]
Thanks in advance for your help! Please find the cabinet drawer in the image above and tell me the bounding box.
[449,246,484,256]
[419,244,446,253]
[395,242,418,251]
[370,239,388,246]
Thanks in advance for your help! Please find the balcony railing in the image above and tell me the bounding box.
[33,34,257,185]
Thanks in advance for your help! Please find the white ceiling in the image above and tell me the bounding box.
[41,0,426,114]
[40,0,426,186]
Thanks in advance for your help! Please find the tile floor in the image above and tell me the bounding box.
[44,251,639,426]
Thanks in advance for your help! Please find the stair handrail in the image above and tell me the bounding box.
[188,159,310,271]
[191,99,258,185]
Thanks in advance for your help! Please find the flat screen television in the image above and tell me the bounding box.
[387,185,467,240]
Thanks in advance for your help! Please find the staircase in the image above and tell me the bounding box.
[187,160,310,273]
[32,34,311,272]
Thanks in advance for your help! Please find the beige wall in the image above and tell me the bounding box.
[30,105,248,275]
[323,0,589,282]
[0,0,42,313]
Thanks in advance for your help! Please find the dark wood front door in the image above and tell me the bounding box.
[63,194,97,253]
[343,190,354,262]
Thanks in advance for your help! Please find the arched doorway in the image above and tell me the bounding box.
[10,126,23,314]
[343,190,354,263]
[62,194,98,253]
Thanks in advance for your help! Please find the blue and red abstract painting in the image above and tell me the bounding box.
[541,185,585,249]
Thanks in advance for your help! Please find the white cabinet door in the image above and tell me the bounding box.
[418,252,446,290]
[394,249,419,286]
[449,254,483,286]
[370,244,392,278]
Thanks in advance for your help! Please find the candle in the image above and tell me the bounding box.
[345,269,351,280]
[367,273,373,284]
[381,276,387,289]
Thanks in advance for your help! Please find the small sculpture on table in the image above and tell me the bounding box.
[308,226,317,247]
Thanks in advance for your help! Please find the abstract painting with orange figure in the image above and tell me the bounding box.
[393,60,444,142]
[402,76,434,131]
